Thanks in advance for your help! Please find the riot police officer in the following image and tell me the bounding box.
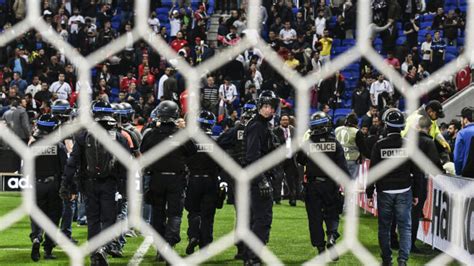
[140,100,197,262]
[60,100,129,266]
[185,110,221,254]
[366,108,423,266]
[29,114,68,261]
[51,99,79,245]
[217,106,256,260]
[120,102,142,147]
[242,90,279,266]
[296,111,348,261]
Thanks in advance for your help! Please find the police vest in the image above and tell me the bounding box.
[305,135,339,178]
[187,134,219,175]
[335,126,359,161]
[147,126,187,173]
[229,123,246,166]
[33,144,61,178]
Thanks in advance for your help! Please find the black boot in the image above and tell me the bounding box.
[186,237,200,255]
[327,234,339,261]
[31,238,41,262]
[90,248,108,266]
[44,247,57,260]
[317,246,326,255]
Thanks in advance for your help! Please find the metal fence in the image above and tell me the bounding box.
[0,0,472,265]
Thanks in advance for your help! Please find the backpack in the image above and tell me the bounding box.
[84,132,117,179]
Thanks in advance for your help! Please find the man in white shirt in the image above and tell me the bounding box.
[370,73,393,106]
[68,8,85,34]
[314,10,326,37]
[219,77,238,114]
[148,11,161,33]
[420,33,432,70]
[157,67,171,100]
[169,9,181,38]
[49,73,72,100]
[279,21,297,48]
[25,76,41,97]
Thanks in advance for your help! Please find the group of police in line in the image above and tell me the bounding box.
[17,87,454,266]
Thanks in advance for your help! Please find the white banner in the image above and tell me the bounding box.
[416,175,474,264]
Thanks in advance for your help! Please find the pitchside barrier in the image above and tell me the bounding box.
[357,160,474,264]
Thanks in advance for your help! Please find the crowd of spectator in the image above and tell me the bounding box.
[0,0,471,136]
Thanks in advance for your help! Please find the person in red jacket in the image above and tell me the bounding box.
[170,31,188,52]
[120,71,137,92]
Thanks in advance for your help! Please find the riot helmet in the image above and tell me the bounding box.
[382,108,405,129]
[155,100,179,124]
[310,111,332,135]
[242,99,257,114]
[257,90,279,110]
[120,102,135,123]
[33,114,59,138]
[91,100,117,130]
[198,110,216,133]
[51,99,72,122]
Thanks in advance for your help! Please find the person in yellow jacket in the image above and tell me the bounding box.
[401,100,451,152]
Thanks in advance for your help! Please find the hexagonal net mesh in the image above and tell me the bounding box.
[0,0,473,265]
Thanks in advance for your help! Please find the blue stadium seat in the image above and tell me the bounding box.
[292,7,299,14]
[342,39,356,46]
[373,38,383,45]
[458,37,465,46]
[445,53,456,63]
[420,21,431,29]
[156,7,169,14]
[446,46,457,55]
[332,39,342,46]
[423,14,434,22]
[396,37,406,45]
[110,87,119,97]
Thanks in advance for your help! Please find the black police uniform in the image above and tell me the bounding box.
[29,138,68,260]
[297,133,348,252]
[216,121,246,204]
[60,129,128,242]
[242,113,275,263]
[140,124,197,247]
[185,134,220,253]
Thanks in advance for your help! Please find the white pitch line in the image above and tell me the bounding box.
[128,236,153,266]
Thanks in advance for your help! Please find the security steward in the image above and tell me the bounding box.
[366,108,423,266]
[140,100,197,262]
[242,90,279,266]
[185,110,221,255]
[296,111,348,261]
[51,99,78,245]
[29,114,68,262]
[59,100,129,266]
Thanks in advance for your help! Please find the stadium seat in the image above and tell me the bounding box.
[373,38,383,45]
[446,46,458,55]
[420,21,431,29]
[458,37,465,46]
[423,14,434,22]
[396,37,406,45]
[110,87,119,97]
[292,7,299,14]
[342,39,356,46]
[332,39,342,46]
[156,7,169,14]
[445,53,456,63]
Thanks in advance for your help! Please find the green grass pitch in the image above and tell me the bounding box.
[0,192,442,265]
